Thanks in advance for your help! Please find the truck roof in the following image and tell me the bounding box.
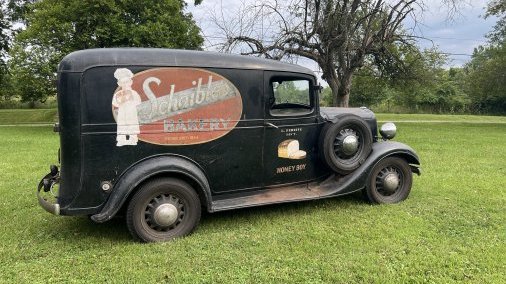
[58,48,315,76]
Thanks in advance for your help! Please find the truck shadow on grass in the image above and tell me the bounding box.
[45,192,365,243]
[202,192,365,221]
[47,216,133,243]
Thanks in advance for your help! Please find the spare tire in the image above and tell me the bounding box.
[319,115,373,174]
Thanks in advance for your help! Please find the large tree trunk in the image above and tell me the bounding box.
[337,72,353,107]
[336,90,349,107]
[323,64,349,108]
[328,72,353,108]
[328,77,340,107]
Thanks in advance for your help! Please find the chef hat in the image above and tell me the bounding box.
[114,68,134,84]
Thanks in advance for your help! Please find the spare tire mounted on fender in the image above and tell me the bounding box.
[319,115,373,174]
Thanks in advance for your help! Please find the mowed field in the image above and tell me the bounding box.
[0,113,505,283]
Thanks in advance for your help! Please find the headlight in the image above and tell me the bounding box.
[380,122,396,140]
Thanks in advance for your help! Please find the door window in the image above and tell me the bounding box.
[270,78,313,116]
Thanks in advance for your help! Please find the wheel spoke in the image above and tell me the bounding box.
[374,164,404,197]
[141,193,186,233]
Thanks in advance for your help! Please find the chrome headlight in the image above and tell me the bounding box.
[380,122,396,140]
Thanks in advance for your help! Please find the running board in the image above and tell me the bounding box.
[210,174,360,212]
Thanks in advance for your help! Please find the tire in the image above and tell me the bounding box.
[364,157,412,204]
[126,178,201,242]
[319,115,373,174]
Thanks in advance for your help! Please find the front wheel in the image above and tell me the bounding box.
[126,178,201,242]
[364,157,412,204]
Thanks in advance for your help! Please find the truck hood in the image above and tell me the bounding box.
[320,107,376,121]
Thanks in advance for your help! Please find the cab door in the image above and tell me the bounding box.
[262,71,321,186]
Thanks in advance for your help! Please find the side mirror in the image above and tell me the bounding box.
[312,84,323,92]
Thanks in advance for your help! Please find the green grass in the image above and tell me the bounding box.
[377,113,506,123]
[0,109,58,125]
[0,115,505,283]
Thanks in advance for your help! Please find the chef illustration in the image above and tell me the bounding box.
[112,68,141,146]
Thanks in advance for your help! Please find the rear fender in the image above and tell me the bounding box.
[90,155,210,223]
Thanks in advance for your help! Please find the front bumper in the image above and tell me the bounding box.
[410,165,422,175]
[37,166,60,215]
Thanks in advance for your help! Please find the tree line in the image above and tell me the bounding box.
[0,0,504,114]
[321,43,505,115]
[0,0,203,107]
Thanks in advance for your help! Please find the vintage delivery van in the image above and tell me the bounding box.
[38,48,420,242]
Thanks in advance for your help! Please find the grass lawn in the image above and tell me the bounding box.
[0,114,504,283]
[0,109,58,125]
[376,113,506,123]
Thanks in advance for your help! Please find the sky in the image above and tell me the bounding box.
[186,0,498,71]
[406,0,497,66]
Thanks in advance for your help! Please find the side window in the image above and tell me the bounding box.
[270,78,313,116]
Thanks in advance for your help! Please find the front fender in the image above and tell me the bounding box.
[318,141,420,197]
[365,141,421,179]
[372,141,420,166]
[90,155,210,223]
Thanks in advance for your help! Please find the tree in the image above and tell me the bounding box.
[460,0,506,114]
[8,43,56,107]
[6,0,37,22]
[0,5,9,59]
[217,0,459,107]
[464,44,506,114]
[18,0,203,53]
[346,45,471,114]
[9,0,204,105]
[485,0,505,44]
[320,45,471,113]
[0,3,12,94]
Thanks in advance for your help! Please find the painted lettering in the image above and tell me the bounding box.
[114,68,243,146]
[163,118,232,133]
[276,164,307,174]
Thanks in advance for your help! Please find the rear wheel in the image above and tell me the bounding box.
[126,178,201,242]
[364,157,412,204]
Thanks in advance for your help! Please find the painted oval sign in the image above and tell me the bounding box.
[111,68,243,146]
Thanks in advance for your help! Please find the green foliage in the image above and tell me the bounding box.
[6,0,37,23]
[464,43,506,114]
[456,1,506,114]
[332,47,473,114]
[485,0,506,44]
[0,10,9,58]
[19,0,203,52]
[7,0,203,107]
[0,4,12,93]
[7,43,57,106]
[319,87,333,107]
[273,80,310,105]
[348,69,388,107]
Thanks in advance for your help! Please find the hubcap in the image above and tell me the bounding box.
[375,166,402,196]
[334,128,361,158]
[342,135,359,155]
[153,203,178,227]
[383,173,400,193]
[144,194,184,231]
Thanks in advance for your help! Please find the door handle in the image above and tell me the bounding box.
[264,122,279,129]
